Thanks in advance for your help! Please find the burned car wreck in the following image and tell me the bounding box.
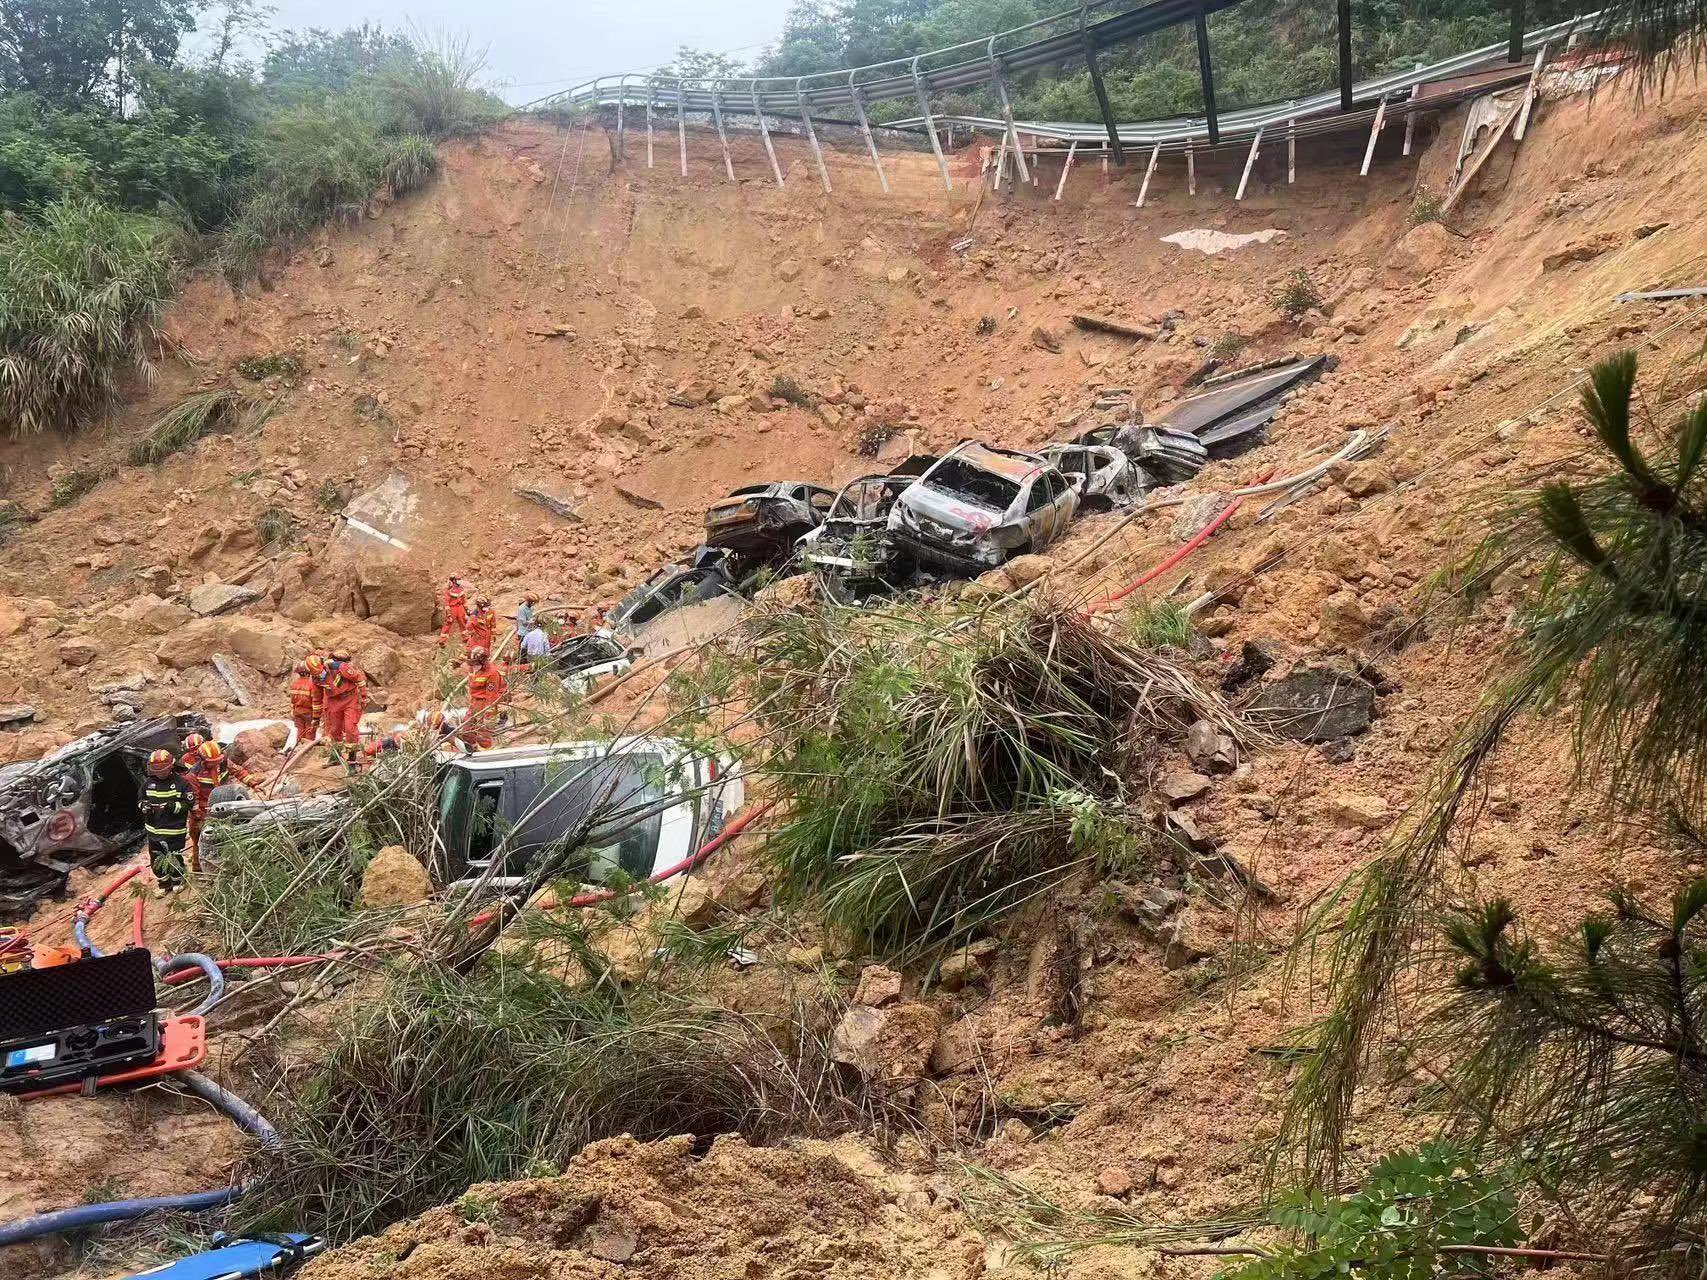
[0,713,211,914]
[801,473,917,602]
[888,442,1080,575]
[703,481,837,571]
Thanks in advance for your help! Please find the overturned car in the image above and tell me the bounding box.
[1038,443,1139,510]
[0,713,211,915]
[887,442,1080,576]
[609,546,743,632]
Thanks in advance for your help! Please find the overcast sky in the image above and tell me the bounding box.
[199,0,799,103]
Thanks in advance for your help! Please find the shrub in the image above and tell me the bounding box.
[855,423,898,457]
[1408,188,1445,226]
[128,388,264,464]
[245,952,870,1241]
[1124,600,1193,650]
[1273,269,1321,318]
[712,597,1247,958]
[254,505,299,547]
[0,199,179,437]
[235,352,304,381]
[769,374,813,407]
[49,465,114,507]
[380,135,438,196]
[376,32,507,138]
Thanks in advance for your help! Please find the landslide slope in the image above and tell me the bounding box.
[3,73,1707,1280]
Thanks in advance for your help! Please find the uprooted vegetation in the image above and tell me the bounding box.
[127,389,272,465]
[677,596,1249,960]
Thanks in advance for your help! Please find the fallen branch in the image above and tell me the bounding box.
[1072,313,1159,341]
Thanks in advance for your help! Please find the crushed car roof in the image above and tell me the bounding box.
[945,442,1045,483]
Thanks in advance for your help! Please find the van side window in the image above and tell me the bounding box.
[467,780,505,868]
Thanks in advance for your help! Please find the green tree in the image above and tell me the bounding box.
[0,0,196,108]
[261,24,413,104]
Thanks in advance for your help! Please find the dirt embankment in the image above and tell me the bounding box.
[3,66,1707,1280]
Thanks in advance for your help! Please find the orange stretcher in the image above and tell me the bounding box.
[14,1015,206,1100]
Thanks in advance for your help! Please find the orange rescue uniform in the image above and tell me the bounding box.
[466,604,496,656]
[464,661,507,750]
[320,662,367,751]
[288,671,322,742]
[439,582,469,645]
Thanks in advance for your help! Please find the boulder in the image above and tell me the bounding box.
[1340,461,1395,498]
[1184,720,1238,773]
[224,617,295,676]
[112,594,194,635]
[156,618,225,669]
[929,1019,983,1075]
[1246,663,1375,743]
[775,259,803,282]
[1321,791,1389,830]
[852,964,903,1008]
[353,561,436,636]
[1159,770,1212,804]
[1387,222,1457,276]
[936,938,998,991]
[58,637,99,667]
[230,726,286,769]
[361,643,403,686]
[1002,554,1054,588]
[359,845,433,909]
[0,705,37,728]
[188,582,262,617]
[0,600,29,639]
[830,1001,942,1083]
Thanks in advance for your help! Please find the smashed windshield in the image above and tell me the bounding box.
[924,459,1020,512]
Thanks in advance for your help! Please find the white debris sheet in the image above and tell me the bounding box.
[1161,228,1288,256]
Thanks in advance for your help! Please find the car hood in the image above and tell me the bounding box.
[894,483,1002,533]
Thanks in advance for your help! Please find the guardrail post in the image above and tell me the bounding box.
[910,57,953,192]
[795,79,831,193]
[751,82,786,186]
[615,77,626,162]
[1337,0,1353,110]
[1287,117,1296,183]
[675,81,689,176]
[1186,138,1196,195]
[710,81,736,182]
[1053,139,1077,200]
[1134,142,1160,207]
[1360,93,1387,176]
[986,38,1029,185]
[1236,125,1262,201]
[1514,40,1549,140]
[1402,79,1419,154]
[646,78,656,168]
[849,77,889,194]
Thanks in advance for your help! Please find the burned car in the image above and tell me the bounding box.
[703,482,837,570]
[543,631,633,694]
[608,546,742,632]
[1038,443,1138,510]
[887,442,1080,576]
[0,713,210,914]
[800,473,917,602]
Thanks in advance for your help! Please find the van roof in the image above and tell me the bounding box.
[444,736,683,770]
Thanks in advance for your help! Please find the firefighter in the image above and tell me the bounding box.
[467,596,497,656]
[319,648,367,767]
[288,660,322,744]
[187,739,255,853]
[438,575,470,648]
[143,748,194,891]
[178,732,207,778]
[464,646,507,750]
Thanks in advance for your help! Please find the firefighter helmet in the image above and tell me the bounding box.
[147,749,175,777]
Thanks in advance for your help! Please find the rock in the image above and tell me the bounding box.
[156,618,224,669]
[776,259,803,282]
[1184,720,1238,773]
[1246,663,1376,743]
[361,643,403,686]
[353,561,436,636]
[1222,639,1279,691]
[114,594,193,635]
[852,964,903,1007]
[359,845,433,909]
[1097,1166,1134,1197]
[928,1019,982,1075]
[1387,221,1457,275]
[58,637,99,667]
[1159,770,1212,804]
[1340,461,1395,498]
[224,617,295,675]
[670,380,715,407]
[1542,231,1622,271]
[188,582,262,617]
[231,726,286,767]
[0,600,26,639]
[785,945,824,969]
[1321,791,1389,830]
[666,876,718,928]
[1002,554,1053,587]
[585,1222,638,1264]
[1030,325,1062,353]
[614,483,664,511]
[936,938,998,991]
[0,705,37,728]
[830,1002,942,1083]
[753,574,818,611]
[515,484,581,522]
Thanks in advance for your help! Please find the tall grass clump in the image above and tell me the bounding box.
[245,950,871,1240]
[716,597,1248,959]
[377,31,508,137]
[0,200,179,437]
[129,388,268,464]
